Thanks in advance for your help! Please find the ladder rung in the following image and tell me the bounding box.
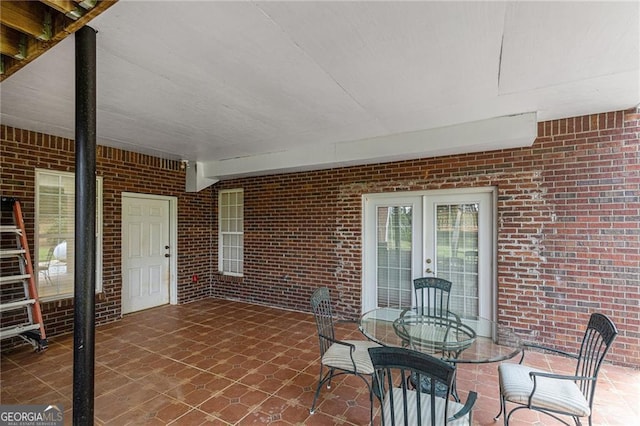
[0,225,22,234]
[0,324,41,340]
[0,274,31,284]
[0,299,36,312]
[1,197,47,347]
[0,249,26,258]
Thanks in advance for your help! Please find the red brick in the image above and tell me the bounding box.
[1,107,638,367]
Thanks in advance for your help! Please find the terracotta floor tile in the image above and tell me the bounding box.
[94,370,132,397]
[144,394,193,424]
[2,298,638,425]
[170,408,228,425]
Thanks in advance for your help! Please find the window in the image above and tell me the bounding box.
[35,169,103,300]
[219,189,243,276]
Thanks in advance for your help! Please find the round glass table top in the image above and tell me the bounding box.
[359,307,523,364]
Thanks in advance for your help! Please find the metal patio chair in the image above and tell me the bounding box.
[495,313,618,426]
[409,277,457,396]
[309,287,379,417]
[369,346,477,426]
[413,277,452,317]
[37,246,55,285]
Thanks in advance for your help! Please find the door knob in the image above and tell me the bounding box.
[164,253,170,258]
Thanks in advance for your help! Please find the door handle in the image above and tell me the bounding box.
[425,258,432,274]
[164,253,170,258]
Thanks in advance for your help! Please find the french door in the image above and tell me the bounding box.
[362,189,495,320]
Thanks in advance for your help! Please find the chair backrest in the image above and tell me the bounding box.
[413,277,452,317]
[310,287,336,357]
[575,313,618,405]
[369,346,456,426]
[39,246,55,268]
[46,245,55,261]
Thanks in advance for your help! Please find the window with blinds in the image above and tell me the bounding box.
[35,169,103,300]
[434,203,479,317]
[376,206,413,307]
[219,189,244,276]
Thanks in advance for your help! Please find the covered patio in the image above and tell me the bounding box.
[1,2,639,424]
[1,299,637,425]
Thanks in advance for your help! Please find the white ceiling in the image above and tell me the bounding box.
[1,1,638,185]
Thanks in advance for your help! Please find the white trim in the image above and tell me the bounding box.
[218,188,244,276]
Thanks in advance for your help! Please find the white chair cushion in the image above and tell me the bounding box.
[322,340,379,375]
[383,386,470,426]
[499,362,590,417]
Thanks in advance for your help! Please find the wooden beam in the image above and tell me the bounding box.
[0,0,118,82]
[57,0,117,40]
[41,0,86,20]
[0,1,53,41]
[0,26,27,59]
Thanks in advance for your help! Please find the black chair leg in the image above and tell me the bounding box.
[494,386,505,422]
[310,367,333,414]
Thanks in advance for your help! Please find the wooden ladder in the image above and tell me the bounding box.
[0,197,48,351]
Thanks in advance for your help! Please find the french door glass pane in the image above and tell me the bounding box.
[435,203,479,317]
[376,206,412,307]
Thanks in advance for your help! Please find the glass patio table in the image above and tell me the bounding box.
[359,307,523,364]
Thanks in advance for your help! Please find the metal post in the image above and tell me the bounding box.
[74,25,97,425]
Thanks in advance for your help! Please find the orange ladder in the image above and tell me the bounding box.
[0,196,48,351]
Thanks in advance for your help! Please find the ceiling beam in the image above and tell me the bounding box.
[198,113,538,186]
[0,1,53,40]
[0,0,118,82]
[40,0,86,20]
[0,26,27,59]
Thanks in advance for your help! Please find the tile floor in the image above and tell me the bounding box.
[1,298,638,425]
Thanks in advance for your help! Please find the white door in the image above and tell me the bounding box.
[362,189,495,320]
[362,196,423,311]
[122,195,171,314]
[424,192,493,320]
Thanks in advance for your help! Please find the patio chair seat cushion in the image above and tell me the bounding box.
[383,386,470,426]
[322,340,379,375]
[499,362,590,417]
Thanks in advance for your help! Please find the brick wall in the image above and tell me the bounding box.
[212,108,639,367]
[1,107,638,367]
[1,126,214,341]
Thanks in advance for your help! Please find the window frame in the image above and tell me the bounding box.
[34,168,103,301]
[218,188,244,276]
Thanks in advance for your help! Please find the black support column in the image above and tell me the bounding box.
[73,25,97,425]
